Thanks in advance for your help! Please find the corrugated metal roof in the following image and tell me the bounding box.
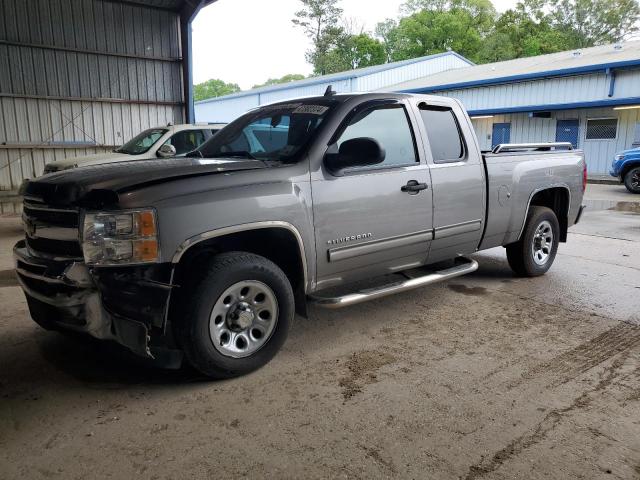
[195,51,472,104]
[385,41,640,92]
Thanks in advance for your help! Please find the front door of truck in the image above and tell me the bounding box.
[311,99,433,290]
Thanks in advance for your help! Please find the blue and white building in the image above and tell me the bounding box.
[194,51,472,122]
[195,41,640,175]
[389,41,640,175]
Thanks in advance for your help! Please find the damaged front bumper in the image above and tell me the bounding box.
[14,241,179,364]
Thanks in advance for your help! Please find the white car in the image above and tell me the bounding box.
[42,123,227,173]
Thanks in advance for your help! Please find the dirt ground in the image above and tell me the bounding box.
[1,184,639,479]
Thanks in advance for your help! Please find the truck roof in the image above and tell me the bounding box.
[248,91,455,113]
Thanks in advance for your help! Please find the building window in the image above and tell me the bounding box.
[585,118,617,140]
[491,122,511,148]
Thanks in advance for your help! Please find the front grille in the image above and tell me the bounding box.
[23,205,78,228]
[25,236,83,257]
[23,200,82,259]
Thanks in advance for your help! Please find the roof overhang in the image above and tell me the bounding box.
[467,96,640,117]
[400,59,640,94]
[113,0,216,12]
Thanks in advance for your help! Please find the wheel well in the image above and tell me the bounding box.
[171,227,307,314]
[529,187,569,242]
[621,161,640,179]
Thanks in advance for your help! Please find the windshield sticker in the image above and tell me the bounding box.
[293,105,329,115]
[261,103,302,111]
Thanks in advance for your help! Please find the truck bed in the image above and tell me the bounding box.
[479,143,586,250]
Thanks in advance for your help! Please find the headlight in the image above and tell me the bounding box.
[615,154,625,161]
[82,209,159,266]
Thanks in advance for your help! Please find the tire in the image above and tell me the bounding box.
[174,251,294,378]
[506,206,559,277]
[623,166,640,194]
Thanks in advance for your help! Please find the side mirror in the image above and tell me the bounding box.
[324,137,385,175]
[157,144,176,158]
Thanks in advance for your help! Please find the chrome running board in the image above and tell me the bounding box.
[309,257,478,309]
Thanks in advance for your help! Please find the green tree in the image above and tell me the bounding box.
[331,33,387,70]
[193,79,241,102]
[252,74,307,89]
[378,0,496,63]
[477,0,640,63]
[292,0,344,74]
[548,0,640,47]
[477,0,574,62]
[374,19,400,62]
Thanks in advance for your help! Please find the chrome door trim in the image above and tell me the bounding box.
[433,219,482,239]
[171,221,309,292]
[328,230,433,262]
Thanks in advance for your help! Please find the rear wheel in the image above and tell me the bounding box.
[623,166,640,194]
[175,252,294,378]
[506,206,559,277]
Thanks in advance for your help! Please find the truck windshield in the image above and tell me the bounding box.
[196,100,337,163]
[115,128,167,155]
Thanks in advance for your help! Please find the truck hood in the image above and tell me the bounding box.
[617,147,640,157]
[22,157,268,207]
[46,152,136,169]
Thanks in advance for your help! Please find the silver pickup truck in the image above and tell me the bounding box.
[14,92,586,378]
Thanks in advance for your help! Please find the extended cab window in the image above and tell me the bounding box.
[336,104,417,168]
[419,105,465,163]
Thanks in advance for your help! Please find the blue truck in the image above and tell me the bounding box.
[610,147,640,193]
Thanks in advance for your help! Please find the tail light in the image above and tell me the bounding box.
[582,161,587,192]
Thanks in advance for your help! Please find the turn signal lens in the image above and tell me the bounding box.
[134,239,159,262]
[138,211,156,237]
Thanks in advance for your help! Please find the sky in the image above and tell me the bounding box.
[192,0,520,90]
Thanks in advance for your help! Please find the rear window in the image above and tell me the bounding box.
[419,105,465,163]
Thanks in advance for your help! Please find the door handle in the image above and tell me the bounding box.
[401,180,428,194]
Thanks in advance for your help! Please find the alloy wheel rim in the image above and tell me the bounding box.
[632,171,640,188]
[531,220,553,266]
[209,280,278,358]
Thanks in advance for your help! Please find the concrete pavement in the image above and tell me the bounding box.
[0,183,639,479]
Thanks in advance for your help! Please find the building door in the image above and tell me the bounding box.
[491,123,511,148]
[556,119,579,148]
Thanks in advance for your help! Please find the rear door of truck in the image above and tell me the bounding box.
[408,98,486,263]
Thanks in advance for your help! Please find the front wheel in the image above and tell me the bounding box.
[175,252,294,378]
[506,206,559,277]
[623,166,640,194]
